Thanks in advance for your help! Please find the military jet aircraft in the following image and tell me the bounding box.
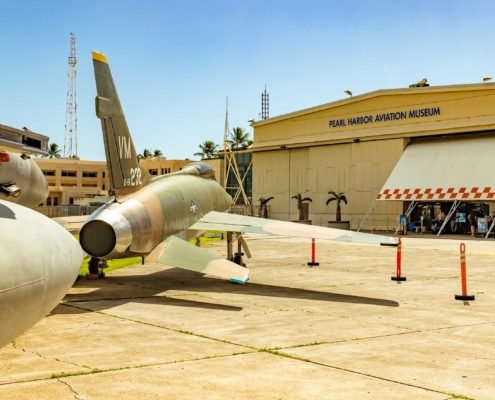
[80,52,398,282]
[0,127,49,208]
[0,131,83,349]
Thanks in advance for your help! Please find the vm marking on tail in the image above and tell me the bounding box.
[118,136,132,159]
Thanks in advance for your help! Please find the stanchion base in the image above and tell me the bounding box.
[391,276,407,281]
[307,262,319,267]
[455,294,475,301]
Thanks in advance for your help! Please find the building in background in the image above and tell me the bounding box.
[138,158,191,177]
[34,158,109,216]
[250,82,495,231]
[33,157,226,217]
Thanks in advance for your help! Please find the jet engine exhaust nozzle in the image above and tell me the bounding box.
[80,220,117,258]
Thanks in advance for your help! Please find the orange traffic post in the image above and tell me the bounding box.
[307,238,319,267]
[391,236,406,281]
[455,243,475,301]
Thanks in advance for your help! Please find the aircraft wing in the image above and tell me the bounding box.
[189,211,398,246]
[146,236,249,284]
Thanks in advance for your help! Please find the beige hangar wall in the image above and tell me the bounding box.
[253,138,404,230]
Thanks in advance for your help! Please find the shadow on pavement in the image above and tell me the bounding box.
[57,267,399,315]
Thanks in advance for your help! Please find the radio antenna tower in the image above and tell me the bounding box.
[261,85,269,119]
[64,32,77,158]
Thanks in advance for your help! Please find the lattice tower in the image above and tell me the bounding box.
[261,85,269,119]
[64,33,77,158]
[223,97,251,205]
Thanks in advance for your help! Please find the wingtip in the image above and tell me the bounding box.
[380,241,399,247]
[229,274,249,284]
[92,51,108,64]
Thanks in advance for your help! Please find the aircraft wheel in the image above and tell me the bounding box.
[233,254,247,268]
[88,257,106,278]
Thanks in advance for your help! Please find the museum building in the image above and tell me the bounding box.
[249,81,495,232]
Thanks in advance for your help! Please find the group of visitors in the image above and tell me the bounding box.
[433,208,494,236]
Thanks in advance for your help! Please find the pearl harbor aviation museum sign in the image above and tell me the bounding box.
[329,107,441,128]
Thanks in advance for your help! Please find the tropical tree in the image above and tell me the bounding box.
[326,190,348,222]
[153,149,163,157]
[194,140,219,158]
[229,127,250,149]
[137,148,153,160]
[44,143,61,158]
[258,196,274,218]
[292,193,312,220]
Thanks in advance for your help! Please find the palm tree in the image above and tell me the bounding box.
[44,143,61,158]
[153,149,163,157]
[258,197,274,218]
[326,191,348,222]
[229,127,250,149]
[137,148,153,160]
[194,140,219,158]
[292,193,312,220]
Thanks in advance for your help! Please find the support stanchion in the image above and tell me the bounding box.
[391,236,406,281]
[307,238,319,267]
[455,243,475,301]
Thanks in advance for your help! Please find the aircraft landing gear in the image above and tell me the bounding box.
[233,253,246,267]
[87,257,107,279]
[227,232,247,268]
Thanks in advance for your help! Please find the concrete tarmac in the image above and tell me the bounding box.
[1,233,494,399]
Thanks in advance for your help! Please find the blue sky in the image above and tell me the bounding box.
[1,1,494,161]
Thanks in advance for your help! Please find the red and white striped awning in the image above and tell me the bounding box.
[377,135,495,201]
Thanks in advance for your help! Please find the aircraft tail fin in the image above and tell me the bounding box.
[92,52,148,198]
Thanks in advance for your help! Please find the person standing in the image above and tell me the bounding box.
[468,209,477,236]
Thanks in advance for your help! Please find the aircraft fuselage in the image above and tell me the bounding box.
[79,163,232,260]
[0,151,48,208]
[0,200,83,348]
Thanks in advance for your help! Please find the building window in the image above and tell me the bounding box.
[102,184,105,190]
[43,170,55,176]
[149,169,158,175]
[62,171,77,177]
[53,197,59,206]
[82,171,97,178]
[82,184,98,187]
[103,171,106,178]
[161,167,171,174]
[47,197,52,206]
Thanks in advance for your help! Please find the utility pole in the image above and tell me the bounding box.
[64,32,77,158]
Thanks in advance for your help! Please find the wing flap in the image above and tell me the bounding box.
[146,236,249,283]
[190,212,398,246]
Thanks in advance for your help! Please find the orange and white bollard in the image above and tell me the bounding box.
[307,238,319,267]
[455,243,475,301]
[391,236,406,281]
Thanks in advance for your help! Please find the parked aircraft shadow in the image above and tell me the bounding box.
[52,295,243,315]
[58,266,398,315]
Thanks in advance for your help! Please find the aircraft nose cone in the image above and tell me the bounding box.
[80,220,116,258]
